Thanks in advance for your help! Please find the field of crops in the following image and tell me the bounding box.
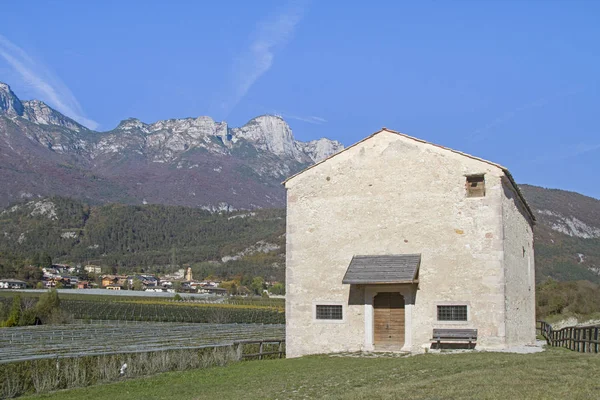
[0,322,285,363]
[60,299,284,324]
[0,291,285,325]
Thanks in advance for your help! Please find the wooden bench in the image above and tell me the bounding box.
[432,328,478,349]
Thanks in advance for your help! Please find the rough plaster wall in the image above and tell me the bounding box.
[285,131,515,357]
[502,180,536,346]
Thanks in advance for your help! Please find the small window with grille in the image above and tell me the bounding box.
[466,175,485,197]
[316,305,343,320]
[437,305,468,321]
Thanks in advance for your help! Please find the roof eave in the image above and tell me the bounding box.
[501,168,537,224]
[342,279,419,285]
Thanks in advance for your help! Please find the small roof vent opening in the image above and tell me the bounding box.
[466,175,485,198]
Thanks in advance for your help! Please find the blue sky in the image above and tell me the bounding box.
[1,1,598,199]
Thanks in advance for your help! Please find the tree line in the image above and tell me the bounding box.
[0,197,286,281]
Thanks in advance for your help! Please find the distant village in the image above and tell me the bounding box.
[0,264,284,297]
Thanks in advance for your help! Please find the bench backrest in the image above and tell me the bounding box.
[433,328,478,339]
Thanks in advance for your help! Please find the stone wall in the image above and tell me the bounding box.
[285,130,534,357]
[502,178,536,346]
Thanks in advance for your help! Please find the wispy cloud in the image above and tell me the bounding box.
[531,142,600,164]
[276,112,326,125]
[219,1,307,115]
[0,34,98,129]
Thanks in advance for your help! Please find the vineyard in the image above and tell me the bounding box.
[0,292,286,397]
[0,293,285,325]
[60,299,285,324]
[0,321,284,363]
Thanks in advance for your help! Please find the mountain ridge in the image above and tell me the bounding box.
[2,82,600,285]
[0,82,343,209]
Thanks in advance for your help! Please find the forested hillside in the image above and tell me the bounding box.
[0,198,285,280]
[521,185,600,283]
[1,183,599,286]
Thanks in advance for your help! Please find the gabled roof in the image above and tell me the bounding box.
[283,128,535,222]
[342,254,421,284]
[0,278,27,283]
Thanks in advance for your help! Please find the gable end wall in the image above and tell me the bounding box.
[285,131,520,357]
[501,178,536,346]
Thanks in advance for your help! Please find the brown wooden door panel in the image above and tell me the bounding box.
[373,292,405,347]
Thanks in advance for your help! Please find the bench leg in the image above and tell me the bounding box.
[437,339,440,350]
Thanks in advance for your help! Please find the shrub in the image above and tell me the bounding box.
[537,279,600,319]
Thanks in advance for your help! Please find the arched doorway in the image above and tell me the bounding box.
[374,292,405,349]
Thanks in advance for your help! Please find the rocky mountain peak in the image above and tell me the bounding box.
[21,100,87,132]
[0,82,86,132]
[116,118,148,132]
[299,137,345,163]
[0,82,24,117]
[231,115,304,161]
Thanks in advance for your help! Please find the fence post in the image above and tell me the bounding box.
[585,328,589,353]
[236,342,243,361]
[258,341,264,361]
[278,341,283,358]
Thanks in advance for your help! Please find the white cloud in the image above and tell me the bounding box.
[0,34,98,130]
[276,112,326,125]
[221,2,307,115]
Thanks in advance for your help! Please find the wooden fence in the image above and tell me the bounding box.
[538,320,600,353]
[235,339,285,360]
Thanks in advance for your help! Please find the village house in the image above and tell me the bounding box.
[284,128,536,357]
[83,265,102,274]
[77,281,90,289]
[101,275,127,288]
[46,277,74,288]
[42,267,60,279]
[197,286,228,296]
[0,278,28,289]
[126,275,158,289]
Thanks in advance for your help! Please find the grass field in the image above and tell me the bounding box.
[26,347,600,400]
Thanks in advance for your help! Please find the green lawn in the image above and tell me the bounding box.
[28,347,600,400]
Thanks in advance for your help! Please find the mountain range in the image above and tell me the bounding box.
[0,82,343,211]
[1,81,599,284]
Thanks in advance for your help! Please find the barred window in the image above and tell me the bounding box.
[316,305,343,320]
[437,305,468,321]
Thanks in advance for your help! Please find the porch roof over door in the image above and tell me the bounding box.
[342,254,421,284]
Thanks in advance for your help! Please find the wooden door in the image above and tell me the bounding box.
[374,292,405,348]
